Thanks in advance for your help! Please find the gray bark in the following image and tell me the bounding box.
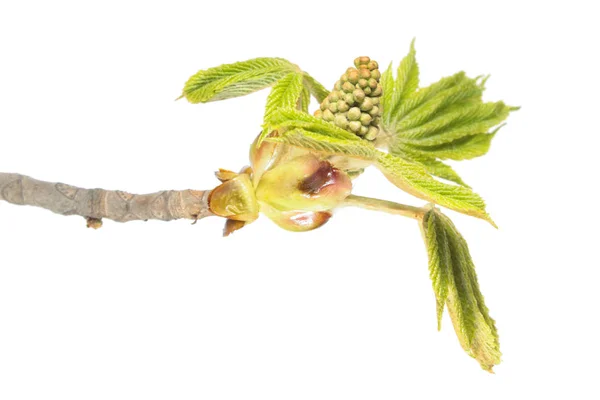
[0,172,212,224]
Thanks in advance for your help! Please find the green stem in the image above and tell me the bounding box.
[341,194,426,220]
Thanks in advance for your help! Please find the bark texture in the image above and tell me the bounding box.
[0,172,212,223]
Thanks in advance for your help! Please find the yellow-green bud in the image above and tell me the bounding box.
[347,69,360,84]
[368,78,378,89]
[328,102,338,113]
[371,69,381,80]
[360,113,373,126]
[359,126,368,136]
[358,79,368,88]
[353,89,365,102]
[359,69,371,80]
[334,114,349,129]
[342,81,355,92]
[367,60,378,70]
[371,84,382,97]
[344,93,355,105]
[337,100,350,112]
[365,126,379,140]
[260,202,333,232]
[348,121,361,132]
[360,97,373,111]
[348,107,361,121]
[369,106,380,117]
[322,109,334,121]
[256,154,352,212]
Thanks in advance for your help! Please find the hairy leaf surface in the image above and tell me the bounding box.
[182,58,297,103]
[376,153,494,225]
[421,208,501,372]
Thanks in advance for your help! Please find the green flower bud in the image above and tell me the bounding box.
[347,69,360,84]
[358,78,368,88]
[354,56,370,68]
[342,81,355,93]
[330,91,340,102]
[322,109,334,121]
[256,154,352,212]
[328,102,338,113]
[359,125,369,136]
[371,84,382,97]
[334,81,342,91]
[348,121,362,132]
[367,60,378,70]
[369,106,380,117]
[360,113,373,126]
[365,126,379,140]
[363,87,372,95]
[314,109,323,119]
[371,69,381,80]
[322,98,330,109]
[360,97,373,111]
[372,96,380,105]
[341,73,349,82]
[337,100,350,112]
[344,93,355,105]
[347,107,361,121]
[368,78,378,89]
[353,89,365,103]
[359,69,371,79]
[334,114,348,129]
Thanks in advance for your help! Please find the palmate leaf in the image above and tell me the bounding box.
[376,153,495,226]
[380,43,516,186]
[258,72,306,145]
[181,57,298,103]
[420,207,501,372]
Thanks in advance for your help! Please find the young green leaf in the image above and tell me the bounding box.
[395,102,513,145]
[268,129,378,161]
[267,108,362,142]
[384,40,419,124]
[420,207,501,372]
[394,147,469,186]
[181,58,298,103]
[398,125,503,161]
[258,72,305,145]
[302,72,330,103]
[376,153,494,226]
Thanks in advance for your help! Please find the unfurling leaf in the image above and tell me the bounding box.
[258,72,306,145]
[383,39,419,124]
[267,108,361,142]
[181,58,298,103]
[302,72,330,103]
[376,153,494,226]
[420,207,500,372]
[268,129,378,161]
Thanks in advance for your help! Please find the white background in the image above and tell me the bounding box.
[0,1,598,399]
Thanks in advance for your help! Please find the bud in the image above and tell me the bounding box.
[256,154,352,212]
[313,56,383,141]
[209,173,259,222]
[260,202,332,232]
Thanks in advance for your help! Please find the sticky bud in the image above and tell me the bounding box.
[209,173,259,222]
[256,154,352,212]
[260,202,332,232]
